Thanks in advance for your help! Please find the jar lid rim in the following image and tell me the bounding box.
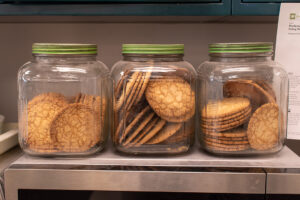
[209,42,273,54]
[122,44,184,55]
[32,43,97,55]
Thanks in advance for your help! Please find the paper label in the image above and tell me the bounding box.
[276,3,300,140]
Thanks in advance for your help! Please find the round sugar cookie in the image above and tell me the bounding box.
[26,93,68,152]
[50,104,99,152]
[145,77,195,122]
[247,103,279,150]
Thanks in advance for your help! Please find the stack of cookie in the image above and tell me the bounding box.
[114,69,195,153]
[24,92,106,154]
[201,97,251,152]
[201,79,279,153]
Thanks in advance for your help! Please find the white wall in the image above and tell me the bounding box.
[0,21,277,121]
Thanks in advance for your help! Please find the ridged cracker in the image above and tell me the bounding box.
[247,103,279,150]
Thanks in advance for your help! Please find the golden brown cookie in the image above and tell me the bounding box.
[202,97,250,119]
[117,105,152,143]
[134,71,152,105]
[223,79,276,112]
[163,125,194,144]
[123,112,155,146]
[145,77,195,122]
[127,116,160,147]
[205,140,250,149]
[247,103,279,150]
[205,137,249,145]
[203,128,247,138]
[201,106,251,123]
[50,103,99,152]
[114,71,141,111]
[26,93,68,152]
[136,119,167,146]
[147,123,183,144]
[204,135,248,141]
[201,107,251,131]
[113,98,148,143]
[205,144,250,152]
[74,93,107,144]
[255,80,276,102]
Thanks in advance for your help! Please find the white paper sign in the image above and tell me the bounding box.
[276,3,300,140]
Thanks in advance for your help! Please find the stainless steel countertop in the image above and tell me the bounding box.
[11,145,300,169]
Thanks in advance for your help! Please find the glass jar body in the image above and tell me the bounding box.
[197,55,288,156]
[18,55,111,156]
[111,54,196,155]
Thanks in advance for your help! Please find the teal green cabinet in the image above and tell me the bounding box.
[232,0,300,16]
[0,0,231,16]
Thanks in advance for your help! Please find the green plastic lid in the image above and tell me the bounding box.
[32,43,97,55]
[209,42,273,54]
[122,44,184,55]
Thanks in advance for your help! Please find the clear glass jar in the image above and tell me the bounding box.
[197,42,288,156]
[111,44,196,154]
[18,43,111,156]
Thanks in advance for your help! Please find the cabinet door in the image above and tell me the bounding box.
[0,0,220,2]
[0,0,231,16]
[232,0,300,16]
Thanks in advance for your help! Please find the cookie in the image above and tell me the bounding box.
[74,93,107,143]
[136,119,167,145]
[224,80,276,112]
[134,71,152,105]
[255,80,276,102]
[205,140,250,149]
[201,107,251,130]
[145,76,195,122]
[114,71,141,111]
[147,123,183,144]
[26,93,68,152]
[123,112,155,146]
[201,106,251,123]
[163,125,194,144]
[203,128,247,138]
[247,103,279,150]
[204,135,248,141]
[127,116,160,147]
[117,105,152,143]
[205,144,250,152]
[205,137,249,145]
[50,104,99,152]
[202,97,250,119]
